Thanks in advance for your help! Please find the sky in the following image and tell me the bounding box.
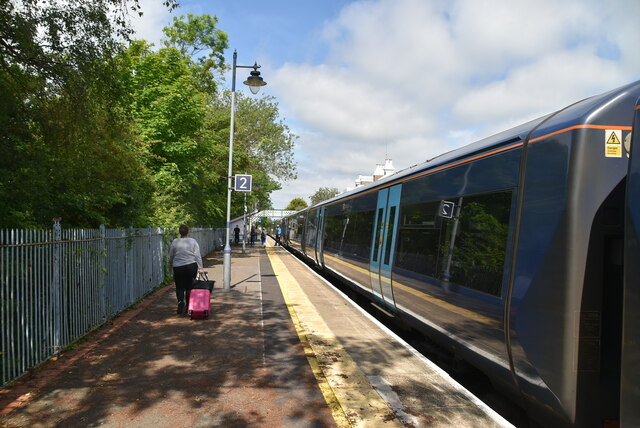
[131,0,640,209]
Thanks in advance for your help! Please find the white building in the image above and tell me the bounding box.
[352,158,396,189]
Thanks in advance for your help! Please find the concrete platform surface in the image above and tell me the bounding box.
[0,238,513,428]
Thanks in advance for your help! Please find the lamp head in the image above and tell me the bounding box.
[243,63,267,94]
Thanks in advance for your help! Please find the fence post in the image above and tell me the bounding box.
[127,227,133,305]
[52,218,62,354]
[99,224,107,323]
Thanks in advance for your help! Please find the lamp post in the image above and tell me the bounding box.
[223,50,266,290]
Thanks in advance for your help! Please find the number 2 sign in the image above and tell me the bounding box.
[234,174,252,192]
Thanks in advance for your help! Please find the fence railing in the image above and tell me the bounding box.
[0,223,225,388]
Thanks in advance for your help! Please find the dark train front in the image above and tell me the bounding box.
[621,97,640,427]
[280,80,640,427]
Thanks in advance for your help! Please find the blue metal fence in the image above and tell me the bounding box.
[0,223,224,388]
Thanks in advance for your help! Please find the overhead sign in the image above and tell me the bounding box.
[439,200,455,218]
[234,174,252,192]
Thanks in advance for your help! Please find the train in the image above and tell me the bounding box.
[278,80,640,427]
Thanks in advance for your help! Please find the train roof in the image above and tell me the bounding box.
[299,80,640,212]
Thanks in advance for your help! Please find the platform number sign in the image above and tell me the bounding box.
[234,174,252,192]
[439,200,455,218]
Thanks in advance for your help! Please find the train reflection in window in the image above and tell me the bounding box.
[396,190,512,296]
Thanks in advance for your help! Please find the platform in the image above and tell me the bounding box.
[0,239,513,427]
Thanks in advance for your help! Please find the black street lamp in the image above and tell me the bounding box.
[223,50,267,289]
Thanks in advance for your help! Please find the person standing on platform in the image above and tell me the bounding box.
[275,224,282,246]
[168,225,205,315]
[250,226,256,247]
[234,225,240,244]
[261,230,266,246]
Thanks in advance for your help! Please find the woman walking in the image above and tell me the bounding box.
[168,225,205,315]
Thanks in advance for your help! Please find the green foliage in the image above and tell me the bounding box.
[0,52,154,227]
[453,202,509,269]
[162,13,228,90]
[116,17,297,227]
[121,40,215,227]
[255,216,273,230]
[210,90,297,219]
[0,0,177,228]
[286,198,308,211]
[310,187,340,205]
[0,0,178,84]
[0,5,298,228]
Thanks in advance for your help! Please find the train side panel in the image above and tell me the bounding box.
[391,147,521,391]
[509,85,638,426]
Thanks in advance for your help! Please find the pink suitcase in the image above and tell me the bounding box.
[188,289,210,319]
[188,273,214,320]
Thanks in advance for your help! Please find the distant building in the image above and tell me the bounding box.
[347,159,396,191]
[361,158,395,187]
[383,158,395,176]
[355,174,374,187]
[373,163,385,181]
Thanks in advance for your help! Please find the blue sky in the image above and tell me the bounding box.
[133,0,640,209]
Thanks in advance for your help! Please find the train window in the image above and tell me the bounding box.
[324,192,377,260]
[395,190,512,296]
[305,210,318,249]
[372,208,384,262]
[290,213,305,243]
[384,206,397,265]
[395,200,443,279]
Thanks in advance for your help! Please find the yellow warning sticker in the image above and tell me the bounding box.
[605,129,622,158]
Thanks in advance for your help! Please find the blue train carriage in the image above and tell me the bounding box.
[621,95,640,428]
[281,80,640,427]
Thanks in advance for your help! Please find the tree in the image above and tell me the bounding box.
[286,198,308,211]
[0,0,178,85]
[0,0,178,227]
[310,187,340,205]
[209,90,298,222]
[118,15,297,227]
[120,40,217,227]
[0,9,299,228]
[0,0,186,227]
[162,14,228,86]
[0,57,156,227]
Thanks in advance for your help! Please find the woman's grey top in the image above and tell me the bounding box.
[168,237,203,268]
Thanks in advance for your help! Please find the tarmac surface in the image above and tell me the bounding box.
[0,238,513,428]
[0,241,336,427]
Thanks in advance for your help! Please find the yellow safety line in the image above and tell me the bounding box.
[266,247,403,428]
[281,285,349,427]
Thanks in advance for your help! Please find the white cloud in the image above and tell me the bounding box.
[272,64,434,143]
[453,47,630,127]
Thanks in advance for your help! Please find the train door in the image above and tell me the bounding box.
[621,100,640,427]
[369,185,400,309]
[315,207,325,267]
